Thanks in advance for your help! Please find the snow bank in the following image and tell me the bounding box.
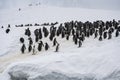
[5,63,95,80]
[1,36,120,80]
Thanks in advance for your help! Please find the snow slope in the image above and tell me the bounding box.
[1,0,120,10]
[1,36,120,80]
[0,5,120,80]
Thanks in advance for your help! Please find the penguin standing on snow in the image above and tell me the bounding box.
[45,43,49,51]
[21,43,26,54]
[108,33,112,39]
[28,44,32,53]
[99,36,102,41]
[55,43,60,52]
[78,39,82,48]
[20,37,24,43]
[94,30,98,38]
[32,45,36,55]
[1,26,4,28]
[103,32,107,39]
[28,37,33,45]
[115,29,119,37]
[53,38,57,46]
[108,29,112,39]
[74,36,78,45]
[38,41,44,52]
[66,34,69,40]
[6,28,10,34]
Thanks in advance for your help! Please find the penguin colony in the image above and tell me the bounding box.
[2,19,120,55]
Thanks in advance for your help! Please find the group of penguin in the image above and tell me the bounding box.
[17,19,120,54]
[20,26,60,55]
[1,24,11,34]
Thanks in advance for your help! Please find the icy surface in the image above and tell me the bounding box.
[0,5,120,80]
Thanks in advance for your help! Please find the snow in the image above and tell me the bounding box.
[0,5,120,80]
[1,0,120,10]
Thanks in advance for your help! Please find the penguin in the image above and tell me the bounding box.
[20,37,24,43]
[21,44,26,54]
[6,28,10,34]
[28,45,32,53]
[38,41,44,52]
[32,45,36,55]
[103,32,107,39]
[53,38,57,46]
[45,43,49,51]
[55,43,59,52]
[115,29,119,37]
[78,39,82,48]
[99,36,102,41]
[28,37,33,45]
